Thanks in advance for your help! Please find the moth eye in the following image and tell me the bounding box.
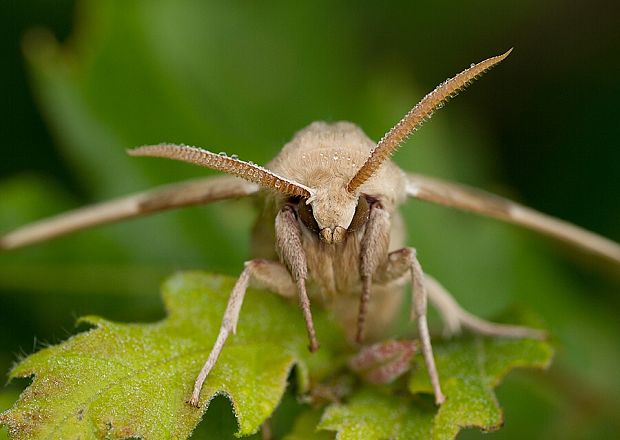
[348,196,370,232]
[298,198,320,233]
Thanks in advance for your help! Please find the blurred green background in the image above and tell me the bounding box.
[2,0,619,438]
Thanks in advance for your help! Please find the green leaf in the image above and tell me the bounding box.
[0,390,19,440]
[0,269,554,439]
[320,333,553,440]
[0,272,342,439]
[409,336,553,439]
[319,388,434,440]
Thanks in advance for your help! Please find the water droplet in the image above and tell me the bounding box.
[275,180,281,188]
[218,152,227,157]
[231,154,239,160]
[333,154,338,160]
[470,63,475,68]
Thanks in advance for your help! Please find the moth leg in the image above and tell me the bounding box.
[376,250,546,339]
[408,249,446,405]
[249,259,296,299]
[189,259,292,407]
[275,205,319,352]
[357,202,391,342]
[374,246,445,404]
[425,275,546,339]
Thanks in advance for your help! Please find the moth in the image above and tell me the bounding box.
[2,49,619,407]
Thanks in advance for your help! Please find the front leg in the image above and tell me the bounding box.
[275,204,319,352]
[357,204,443,404]
[190,259,294,406]
[377,249,545,340]
[372,247,445,404]
[377,247,547,405]
[409,250,445,405]
[357,201,391,342]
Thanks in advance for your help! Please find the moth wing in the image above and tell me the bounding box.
[405,172,620,265]
[0,176,258,250]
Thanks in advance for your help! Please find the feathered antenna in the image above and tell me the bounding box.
[129,144,314,198]
[347,49,513,193]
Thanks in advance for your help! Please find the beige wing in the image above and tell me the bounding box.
[0,176,258,250]
[405,172,620,265]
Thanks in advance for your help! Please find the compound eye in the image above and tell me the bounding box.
[348,196,370,232]
[298,199,320,233]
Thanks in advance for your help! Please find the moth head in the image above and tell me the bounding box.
[297,185,370,244]
[128,50,512,243]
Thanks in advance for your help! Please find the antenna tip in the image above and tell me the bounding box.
[501,47,514,59]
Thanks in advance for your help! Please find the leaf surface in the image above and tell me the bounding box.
[319,388,434,440]
[320,334,553,440]
[0,272,342,439]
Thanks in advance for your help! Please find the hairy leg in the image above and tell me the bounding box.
[377,248,546,339]
[275,205,319,352]
[409,250,445,404]
[425,275,546,339]
[374,247,547,404]
[369,246,444,404]
[377,249,547,339]
[189,259,293,407]
[357,202,391,342]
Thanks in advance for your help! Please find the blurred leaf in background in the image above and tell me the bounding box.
[2,0,619,438]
